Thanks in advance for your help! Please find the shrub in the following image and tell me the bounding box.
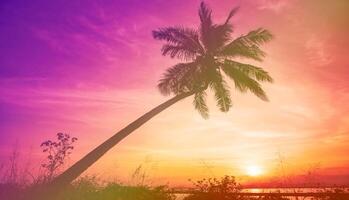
[40,132,78,182]
[184,176,242,200]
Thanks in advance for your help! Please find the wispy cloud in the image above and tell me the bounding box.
[257,0,292,13]
[305,35,333,66]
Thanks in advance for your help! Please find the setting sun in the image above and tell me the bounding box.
[246,165,263,177]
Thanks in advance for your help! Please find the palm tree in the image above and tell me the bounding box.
[51,2,273,187]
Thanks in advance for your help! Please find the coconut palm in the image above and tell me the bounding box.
[51,2,273,187]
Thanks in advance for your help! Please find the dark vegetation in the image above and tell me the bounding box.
[40,133,77,182]
[184,176,349,200]
[0,134,348,199]
[0,133,175,200]
[49,179,175,200]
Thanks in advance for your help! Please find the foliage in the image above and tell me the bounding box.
[55,176,175,200]
[183,176,349,200]
[185,176,242,200]
[40,133,78,182]
[153,1,273,118]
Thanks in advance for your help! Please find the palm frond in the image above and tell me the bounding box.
[222,63,269,101]
[220,28,273,61]
[199,2,236,52]
[152,26,204,58]
[243,28,273,45]
[224,60,273,82]
[152,27,198,45]
[210,73,232,112]
[198,1,213,51]
[224,7,239,25]
[198,2,212,29]
[211,23,233,51]
[158,62,197,95]
[161,44,197,60]
[222,43,266,61]
[193,90,209,119]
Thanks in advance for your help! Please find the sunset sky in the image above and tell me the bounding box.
[1,0,349,186]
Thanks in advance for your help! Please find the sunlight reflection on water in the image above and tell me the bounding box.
[174,188,349,200]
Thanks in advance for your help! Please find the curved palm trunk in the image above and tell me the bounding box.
[50,92,193,188]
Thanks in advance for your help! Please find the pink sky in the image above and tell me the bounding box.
[1,0,349,186]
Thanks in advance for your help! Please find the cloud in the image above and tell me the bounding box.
[257,0,292,13]
[305,35,333,66]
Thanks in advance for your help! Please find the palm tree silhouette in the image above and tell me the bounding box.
[51,2,273,187]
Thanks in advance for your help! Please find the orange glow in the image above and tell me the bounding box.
[245,165,264,177]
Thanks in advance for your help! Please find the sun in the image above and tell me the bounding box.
[245,165,263,177]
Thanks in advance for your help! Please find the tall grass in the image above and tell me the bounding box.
[0,175,175,200]
[0,134,174,200]
[57,176,175,200]
[0,158,175,200]
[1,134,348,200]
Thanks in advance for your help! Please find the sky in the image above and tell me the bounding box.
[1,0,349,186]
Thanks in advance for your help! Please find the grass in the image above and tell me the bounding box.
[1,172,349,200]
[56,177,175,200]
[0,176,175,200]
[1,135,348,200]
